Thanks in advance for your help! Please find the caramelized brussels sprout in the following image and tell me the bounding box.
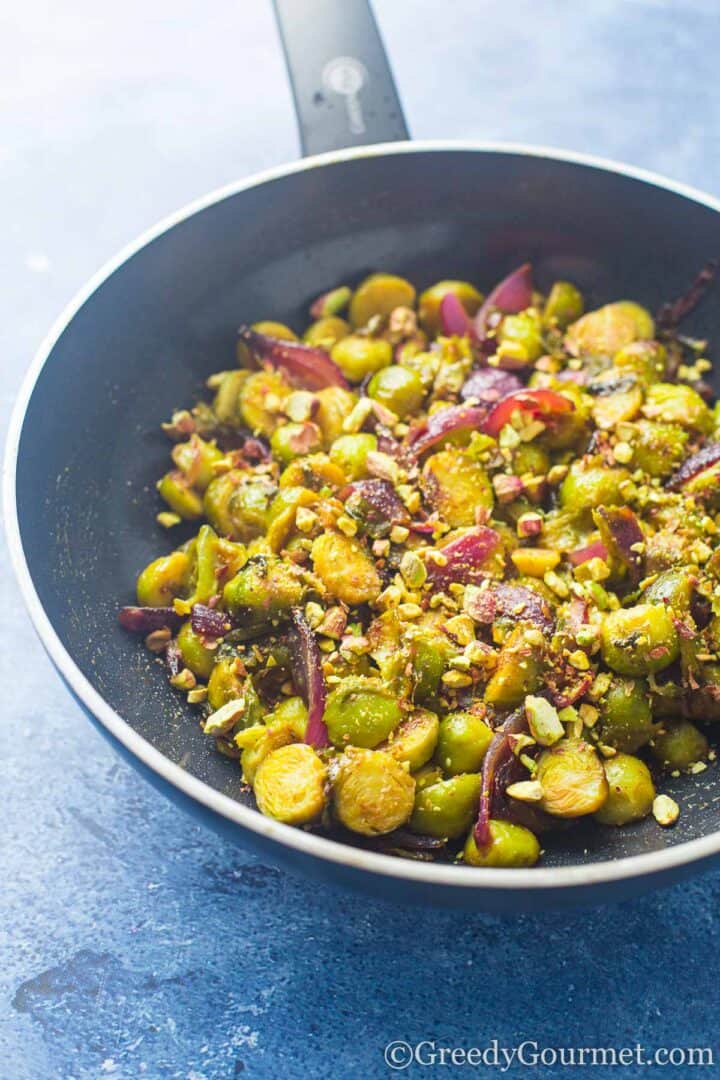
[368,365,425,417]
[311,531,381,605]
[421,449,494,528]
[463,821,540,867]
[597,678,655,752]
[436,711,494,774]
[254,743,327,824]
[349,273,416,328]
[137,550,191,607]
[331,335,393,382]
[650,719,709,772]
[600,604,679,676]
[409,773,482,838]
[383,709,440,770]
[565,301,654,357]
[334,748,415,835]
[594,753,655,826]
[536,740,608,818]
[323,677,402,749]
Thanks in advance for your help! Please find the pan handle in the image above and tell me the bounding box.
[272,0,409,156]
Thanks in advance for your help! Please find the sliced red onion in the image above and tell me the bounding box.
[595,506,644,584]
[568,541,609,567]
[656,261,718,330]
[425,526,501,589]
[465,582,554,633]
[460,367,523,403]
[407,403,489,457]
[667,442,720,491]
[440,292,477,340]
[191,604,237,639]
[118,606,184,634]
[482,388,574,439]
[474,709,553,846]
[288,608,329,749]
[549,672,593,710]
[474,263,534,337]
[238,326,349,390]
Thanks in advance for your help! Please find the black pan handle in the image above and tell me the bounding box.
[272,0,410,156]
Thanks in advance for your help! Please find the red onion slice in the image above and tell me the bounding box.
[191,604,237,639]
[407,404,489,457]
[425,526,501,589]
[118,606,184,633]
[595,506,644,584]
[568,541,609,567]
[238,326,349,390]
[481,389,574,439]
[460,367,523,404]
[474,263,534,337]
[667,442,720,491]
[288,608,329,749]
[439,292,478,340]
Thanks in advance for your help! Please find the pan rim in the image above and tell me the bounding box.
[6,138,720,895]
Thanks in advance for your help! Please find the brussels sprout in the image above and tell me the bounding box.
[177,620,216,679]
[157,470,204,520]
[204,471,275,542]
[311,531,381,605]
[629,420,688,478]
[412,633,452,706]
[614,340,667,384]
[329,433,378,480]
[250,320,298,341]
[333,748,416,835]
[463,821,540,867]
[136,550,191,607]
[597,678,655,752]
[303,316,351,350]
[484,625,545,708]
[536,740,609,818]
[383,709,440,770]
[270,421,323,465]
[239,370,291,436]
[331,335,393,382]
[559,464,630,515]
[565,301,654,357]
[223,555,306,626]
[436,711,494,774]
[421,448,494,528]
[323,677,402,749]
[313,385,358,444]
[367,365,425,418]
[542,281,584,329]
[207,655,248,712]
[643,383,713,434]
[600,604,679,676]
[410,773,482,838]
[349,273,417,329]
[172,435,225,492]
[254,743,327,824]
[594,753,655,826]
[650,719,709,772]
[642,567,696,613]
[279,453,347,491]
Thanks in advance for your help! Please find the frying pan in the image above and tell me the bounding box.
[6,0,720,911]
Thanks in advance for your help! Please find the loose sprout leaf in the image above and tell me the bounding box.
[460,366,523,403]
[288,608,329,748]
[656,260,718,330]
[481,388,574,438]
[118,606,184,633]
[407,403,490,457]
[667,441,720,491]
[426,526,501,588]
[238,326,349,390]
[474,262,534,337]
[439,292,478,340]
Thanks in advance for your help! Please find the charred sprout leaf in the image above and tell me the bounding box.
[474,263,534,337]
[656,261,718,330]
[407,403,489,457]
[238,326,349,390]
[460,367,523,404]
[288,608,329,748]
[426,526,501,589]
[191,603,237,638]
[594,506,645,584]
[481,388,574,438]
[118,606,184,633]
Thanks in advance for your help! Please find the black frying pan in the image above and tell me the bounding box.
[6,0,720,911]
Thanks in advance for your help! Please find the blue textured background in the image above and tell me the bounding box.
[3,2,720,1076]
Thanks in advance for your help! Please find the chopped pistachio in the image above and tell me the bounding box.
[336,514,357,537]
[157,511,181,528]
[653,794,680,827]
[525,695,564,746]
[506,780,544,803]
[400,550,427,589]
[203,696,248,736]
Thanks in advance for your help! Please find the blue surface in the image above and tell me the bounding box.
[3,1,720,1076]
